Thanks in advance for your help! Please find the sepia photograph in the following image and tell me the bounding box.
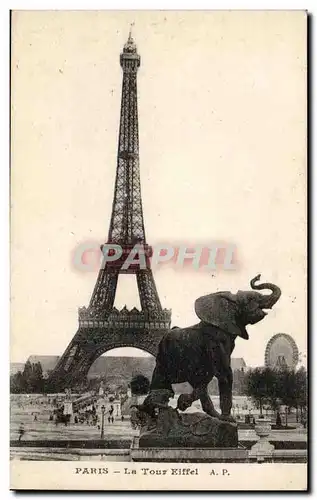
[10,10,307,490]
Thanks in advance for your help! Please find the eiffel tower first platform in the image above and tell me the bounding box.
[49,33,171,389]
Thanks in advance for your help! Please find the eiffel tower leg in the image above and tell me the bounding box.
[48,331,99,388]
[89,268,119,314]
[137,269,162,313]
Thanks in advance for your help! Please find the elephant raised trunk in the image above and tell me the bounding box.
[250,274,281,309]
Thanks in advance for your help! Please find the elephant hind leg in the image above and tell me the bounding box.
[150,363,174,394]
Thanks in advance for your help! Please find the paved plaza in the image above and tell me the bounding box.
[11,394,306,443]
[11,403,135,441]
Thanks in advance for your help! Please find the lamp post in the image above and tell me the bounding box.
[100,405,105,439]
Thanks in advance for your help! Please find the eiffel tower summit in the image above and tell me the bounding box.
[49,32,171,389]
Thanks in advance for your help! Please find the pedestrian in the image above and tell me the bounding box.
[18,423,25,442]
[276,411,282,428]
[109,405,114,423]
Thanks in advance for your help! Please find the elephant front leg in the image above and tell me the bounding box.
[177,392,196,411]
[218,369,235,422]
[197,386,221,419]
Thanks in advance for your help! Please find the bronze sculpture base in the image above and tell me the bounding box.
[139,408,238,449]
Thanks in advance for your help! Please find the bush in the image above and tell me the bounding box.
[130,374,150,395]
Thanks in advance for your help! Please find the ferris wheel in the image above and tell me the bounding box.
[264,333,299,369]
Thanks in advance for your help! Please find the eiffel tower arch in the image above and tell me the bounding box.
[49,32,171,389]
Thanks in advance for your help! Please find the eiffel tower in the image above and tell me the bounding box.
[49,32,171,389]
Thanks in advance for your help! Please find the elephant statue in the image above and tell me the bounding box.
[140,274,281,423]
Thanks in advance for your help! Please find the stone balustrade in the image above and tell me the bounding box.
[78,306,171,329]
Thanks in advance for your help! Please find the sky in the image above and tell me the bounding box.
[11,10,307,367]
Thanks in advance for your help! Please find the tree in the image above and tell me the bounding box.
[245,367,278,415]
[295,367,308,412]
[263,369,282,412]
[10,371,26,393]
[26,362,44,393]
[130,374,150,395]
[10,360,45,394]
[30,362,44,393]
[22,360,33,391]
[278,367,307,424]
[245,366,308,426]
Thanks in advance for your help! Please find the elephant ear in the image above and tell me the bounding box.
[194,292,249,340]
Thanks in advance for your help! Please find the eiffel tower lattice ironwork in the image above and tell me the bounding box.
[49,33,171,388]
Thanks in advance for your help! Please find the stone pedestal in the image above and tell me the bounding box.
[131,438,248,463]
[249,417,274,462]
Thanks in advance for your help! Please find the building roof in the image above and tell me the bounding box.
[27,355,60,373]
[231,358,247,371]
[19,354,247,376]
